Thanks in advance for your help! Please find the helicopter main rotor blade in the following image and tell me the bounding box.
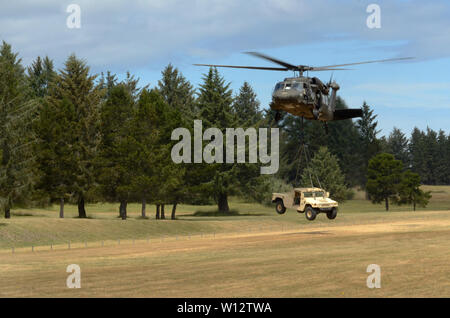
[245,52,299,71]
[312,57,414,70]
[310,68,352,71]
[193,64,288,71]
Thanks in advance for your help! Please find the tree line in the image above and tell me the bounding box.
[277,100,450,190]
[1,41,448,219]
[0,41,269,219]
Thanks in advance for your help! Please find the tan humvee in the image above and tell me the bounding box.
[272,187,338,221]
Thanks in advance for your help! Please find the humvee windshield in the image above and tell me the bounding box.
[304,191,325,198]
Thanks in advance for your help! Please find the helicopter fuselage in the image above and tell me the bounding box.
[270,76,335,121]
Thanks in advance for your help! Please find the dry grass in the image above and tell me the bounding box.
[1,186,449,297]
[0,210,449,298]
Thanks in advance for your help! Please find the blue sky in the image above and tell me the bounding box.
[1,0,450,136]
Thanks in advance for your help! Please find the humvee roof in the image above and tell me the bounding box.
[294,188,324,192]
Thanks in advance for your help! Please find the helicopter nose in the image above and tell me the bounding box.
[273,89,298,101]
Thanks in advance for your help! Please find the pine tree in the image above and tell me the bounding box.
[195,67,235,212]
[387,127,409,167]
[97,84,136,220]
[42,54,104,218]
[157,64,196,118]
[356,101,381,188]
[437,131,450,184]
[366,153,403,211]
[232,81,262,126]
[409,127,426,182]
[98,71,118,99]
[27,56,55,98]
[394,171,431,211]
[229,82,270,203]
[424,128,440,185]
[301,147,351,201]
[0,41,36,218]
[34,97,77,218]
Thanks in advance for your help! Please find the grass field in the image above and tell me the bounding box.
[0,186,449,297]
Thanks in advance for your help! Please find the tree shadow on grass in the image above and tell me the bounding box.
[186,209,267,218]
[11,212,42,217]
[72,216,95,219]
[0,223,7,227]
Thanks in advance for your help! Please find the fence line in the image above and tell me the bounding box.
[3,218,388,255]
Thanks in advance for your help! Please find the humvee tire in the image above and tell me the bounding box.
[275,199,286,214]
[327,207,338,220]
[305,206,317,221]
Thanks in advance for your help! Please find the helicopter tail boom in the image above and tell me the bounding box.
[333,108,363,121]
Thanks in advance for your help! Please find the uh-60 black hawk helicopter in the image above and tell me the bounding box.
[195,52,412,129]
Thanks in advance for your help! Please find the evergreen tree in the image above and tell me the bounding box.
[408,127,450,185]
[129,89,184,219]
[394,171,431,211]
[157,64,196,118]
[229,82,269,203]
[34,97,77,218]
[423,128,440,184]
[409,127,426,181]
[195,67,235,212]
[97,84,136,220]
[27,56,55,98]
[366,153,403,211]
[128,89,159,218]
[232,81,262,126]
[387,127,410,167]
[43,54,104,218]
[98,71,118,99]
[0,41,36,218]
[436,130,450,184]
[356,101,381,187]
[301,147,351,201]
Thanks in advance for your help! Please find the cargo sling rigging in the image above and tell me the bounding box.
[294,118,322,189]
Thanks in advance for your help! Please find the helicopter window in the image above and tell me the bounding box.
[274,83,284,91]
[292,83,304,91]
[285,83,292,89]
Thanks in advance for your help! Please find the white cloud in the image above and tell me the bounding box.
[1,0,450,71]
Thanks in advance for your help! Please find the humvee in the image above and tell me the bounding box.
[272,187,338,221]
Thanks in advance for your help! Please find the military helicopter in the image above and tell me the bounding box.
[195,52,413,124]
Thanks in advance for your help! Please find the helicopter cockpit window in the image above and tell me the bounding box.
[274,83,284,92]
[285,83,292,90]
[292,83,303,91]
